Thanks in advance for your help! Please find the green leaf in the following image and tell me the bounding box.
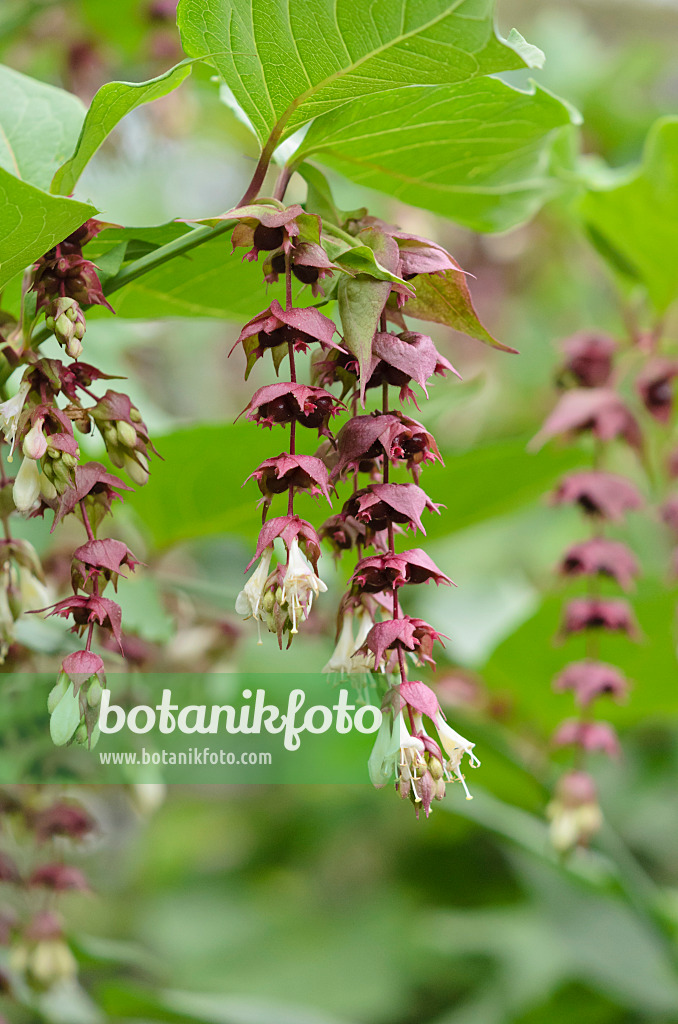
[293,79,574,232]
[51,61,193,196]
[0,169,97,290]
[403,268,517,353]
[337,225,395,392]
[331,243,405,284]
[0,64,85,190]
[579,117,678,313]
[177,0,535,147]
[338,273,390,394]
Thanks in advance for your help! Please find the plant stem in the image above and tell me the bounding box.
[273,165,293,202]
[285,250,296,517]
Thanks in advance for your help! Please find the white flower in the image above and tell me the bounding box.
[0,378,31,461]
[323,612,357,673]
[18,567,50,612]
[547,800,602,853]
[323,608,374,675]
[368,711,395,787]
[368,710,426,798]
[235,548,273,643]
[433,713,480,801]
[394,712,427,800]
[12,457,41,513]
[281,537,327,634]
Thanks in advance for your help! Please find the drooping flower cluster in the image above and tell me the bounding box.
[230,195,512,813]
[536,330,649,850]
[0,789,95,996]
[0,219,154,742]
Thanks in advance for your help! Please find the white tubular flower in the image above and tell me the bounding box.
[368,711,395,788]
[22,417,47,461]
[394,711,426,801]
[322,611,356,673]
[351,607,376,672]
[323,608,374,675]
[235,548,273,643]
[433,713,480,801]
[13,457,41,514]
[0,379,31,461]
[281,537,327,634]
[18,567,50,613]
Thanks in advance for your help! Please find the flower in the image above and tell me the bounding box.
[553,660,629,707]
[246,453,332,509]
[558,331,616,388]
[225,201,307,261]
[322,608,375,675]
[231,300,339,377]
[343,483,440,535]
[531,388,642,452]
[235,548,273,643]
[558,538,639,590]
[351,549,453,593]
[22,417,48,461]
[551,471,643,521]
[547,771,602,852]
[0,378,31,460]
[332,412,442,480]
[432,713,480,800]
[552,718,621,758]
[281,537,327,634]
[636,357,678,423]
[241,382,343,437]
[561,598,640,639]
[358,616,446,670]
[13,457,41,513]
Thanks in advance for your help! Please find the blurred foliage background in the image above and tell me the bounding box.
[1,0,678,1022]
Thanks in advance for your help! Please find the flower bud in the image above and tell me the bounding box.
[116,420,137,448]
[48,673,70,714]
[65,336,83,360]
[123,452,149,486]
[87,681,102,708]
[26,939,77,989]
[22,418,47,461]
[39,472,57,502]
[13,457,41,513]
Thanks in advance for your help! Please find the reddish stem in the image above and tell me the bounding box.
[273,165,293,202]
[381,354,406,681]
[286,250,296,517]
[79,499,99,653]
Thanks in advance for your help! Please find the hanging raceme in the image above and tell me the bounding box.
[229,184,515,816]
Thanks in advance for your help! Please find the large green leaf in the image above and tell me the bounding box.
[294,79,574,232]
[51,62,194,196]
[177,0,538,146]
[0,64,85,190]
[579,117,678,313]
[0,169,96,289]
